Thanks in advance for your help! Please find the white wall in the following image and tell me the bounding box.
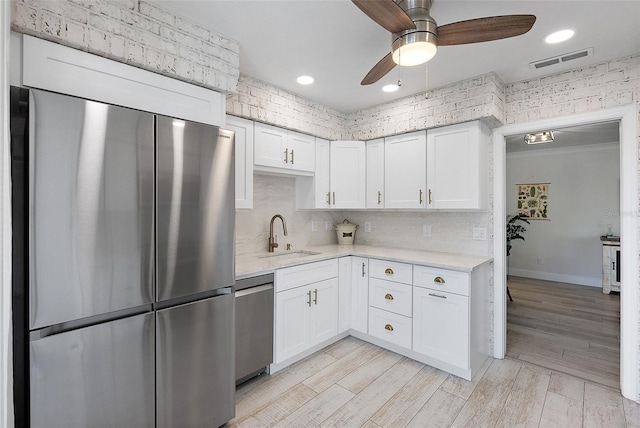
[506,143,620,286]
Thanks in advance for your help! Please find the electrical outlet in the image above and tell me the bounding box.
[364,222,371,233]
[472,228,487,240]
[325,221,332,231]
[537,257,544,265]
[311,221,317,232]
[423,224,432,237]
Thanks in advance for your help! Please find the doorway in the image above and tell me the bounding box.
[504,122,621,388]
[492,105,639,401]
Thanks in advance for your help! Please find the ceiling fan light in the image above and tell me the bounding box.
[392,40,437,66]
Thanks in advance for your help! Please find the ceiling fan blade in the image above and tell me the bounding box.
[361,52,396,85]
[437,15,536,46]
[352,0,416,33]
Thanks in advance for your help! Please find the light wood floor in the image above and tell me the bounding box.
[506,276,620,389]
[230,336,640,427]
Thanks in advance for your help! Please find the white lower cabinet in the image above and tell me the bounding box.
[412,287,469,369]
[274,260,339,365]
[273,256,490,381]
[350,257,369,334]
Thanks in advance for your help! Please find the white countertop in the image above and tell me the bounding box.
[236,244,492,279]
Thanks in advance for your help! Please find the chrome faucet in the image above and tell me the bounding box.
[268,214,288,252]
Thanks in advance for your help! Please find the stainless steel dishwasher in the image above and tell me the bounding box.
[235,274,274,385]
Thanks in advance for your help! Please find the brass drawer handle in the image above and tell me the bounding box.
[384,293,394,300]
[385,324,394,331]
[384,268,394,275]
[429,293,447,299]
[434,276,445,284]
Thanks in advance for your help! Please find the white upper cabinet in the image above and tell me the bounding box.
[366,139,385,208]
[224,115,253,209]
[426,121,489,210]
[254,122,315,175]
[296,140,365,209]
[330,141,366,209]
[384,131,427,209]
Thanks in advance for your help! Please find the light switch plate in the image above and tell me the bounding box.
[325,221,332,231]
[423,224,432,237]
[311,221,317,232]
[364,222,371,233]
[472,227,487,240]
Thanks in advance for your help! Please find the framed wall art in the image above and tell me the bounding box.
[517,183,550,220]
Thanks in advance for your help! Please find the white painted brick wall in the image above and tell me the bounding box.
[226,74,349,141]
[11,0,240,93]
[345,73,505,140]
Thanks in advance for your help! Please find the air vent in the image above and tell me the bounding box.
[529,48,593,70]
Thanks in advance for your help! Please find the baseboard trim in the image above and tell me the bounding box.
[508,268,601,288]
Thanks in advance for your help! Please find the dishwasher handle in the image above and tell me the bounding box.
[235,283,273,298]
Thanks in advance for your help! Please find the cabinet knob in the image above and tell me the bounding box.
[434,276,445,284]
[384,324,394,331]
[384,293,394,300]
[384,268,394,275]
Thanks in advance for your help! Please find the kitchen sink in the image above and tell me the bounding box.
[257,250,321,260]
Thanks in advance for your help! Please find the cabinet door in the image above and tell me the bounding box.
[330,141,366,208]
[288,130,315,172]
[275,285,312,363]
[254,122,286,168]
[311,278,339,345]
[413,287,469,369]
[351,257,369,334]
[385,131,427,208]
[338,257,352,334]
[315,138,331,208]
[225,115,253,209]
[426,121,487,209]
[366,138,385,208]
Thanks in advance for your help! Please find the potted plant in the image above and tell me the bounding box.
[506,214,530,256]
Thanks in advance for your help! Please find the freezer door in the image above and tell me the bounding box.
[29,89,154,330]
[29,313,155,428]
[156,117,235,301]
[156,293,235,427]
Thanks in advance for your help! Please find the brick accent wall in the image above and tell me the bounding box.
[226,74,349,141]
[345,72,505,140]
[11,0,240,93]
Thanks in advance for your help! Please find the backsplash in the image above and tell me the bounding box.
[236,174,491,258]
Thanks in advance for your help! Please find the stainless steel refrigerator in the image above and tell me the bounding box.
[10,87,236,427]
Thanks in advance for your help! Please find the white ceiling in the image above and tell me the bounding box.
[156,0,640,113]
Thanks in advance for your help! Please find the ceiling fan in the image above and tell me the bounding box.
[353,0,536,85]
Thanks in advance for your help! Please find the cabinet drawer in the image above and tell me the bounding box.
[275,259,338,292]
[369,278,412,317]
[369,259,412,285]
[368,307,411,349]
[413,266,470,296]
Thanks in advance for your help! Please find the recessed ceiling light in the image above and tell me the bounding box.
[382,84,399,93]
[296,75,314,85]
[545,29,575,44]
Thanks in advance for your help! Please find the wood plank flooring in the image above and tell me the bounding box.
[231,336,640,427]
[506,276,620,389]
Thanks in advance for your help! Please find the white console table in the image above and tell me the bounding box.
[601,236,620,294]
